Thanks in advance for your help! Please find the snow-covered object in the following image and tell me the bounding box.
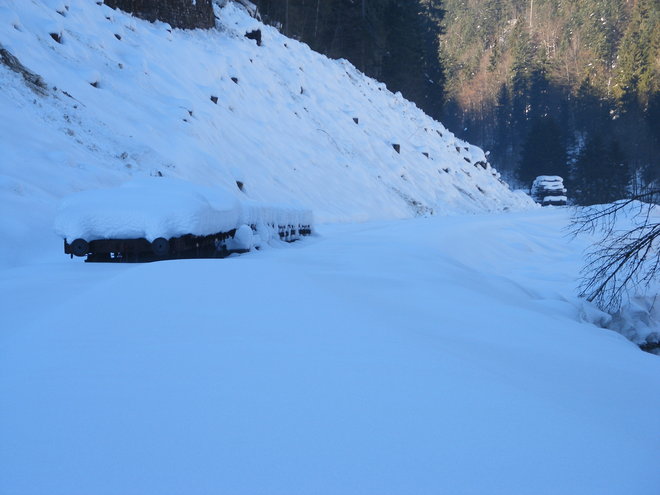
[543,195,568,204]
[227,223,254,250]
[0,0,533,264]
[54,177,312,243]
[531,176,567,206]
[610,295,660,351]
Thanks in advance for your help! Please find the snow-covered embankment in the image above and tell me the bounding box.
[0,0,532,266]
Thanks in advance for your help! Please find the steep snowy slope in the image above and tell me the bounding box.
[0,0,531,265]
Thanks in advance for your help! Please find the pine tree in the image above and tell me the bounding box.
[614,0,659,110]
[518,115,567,187]
[509,19,538,160]
[572,134,630,205]
[382,0,444,118]
[493,84,513,168]
[418,0,445,118]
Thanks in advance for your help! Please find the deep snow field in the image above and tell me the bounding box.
[2,208,660,495]
[1,1,660,494]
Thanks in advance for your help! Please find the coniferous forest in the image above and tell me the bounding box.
[251,0,659,205]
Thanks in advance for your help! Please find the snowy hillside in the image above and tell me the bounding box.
[0,0,533,265]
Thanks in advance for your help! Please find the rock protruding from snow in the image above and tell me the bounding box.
[531,176,567,206]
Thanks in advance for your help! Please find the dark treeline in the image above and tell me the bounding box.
[441,0,659,203]
[251,0,658,205]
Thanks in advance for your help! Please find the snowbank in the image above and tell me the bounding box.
[577,200,660,349]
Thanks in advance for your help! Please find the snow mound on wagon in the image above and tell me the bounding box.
[54,178,312,243]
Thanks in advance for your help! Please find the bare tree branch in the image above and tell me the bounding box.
[571,189,660,312]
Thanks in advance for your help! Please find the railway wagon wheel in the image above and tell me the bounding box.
[151,237,170,257]
[70,238,89,257]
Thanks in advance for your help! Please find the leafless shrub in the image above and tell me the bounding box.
[571,189,660,312]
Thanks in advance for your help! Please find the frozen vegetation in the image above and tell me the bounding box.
[0,1,659,494]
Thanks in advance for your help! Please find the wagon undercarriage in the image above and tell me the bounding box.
[65,224,312,262]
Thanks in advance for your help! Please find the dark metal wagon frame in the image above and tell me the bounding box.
[64,223,312,262]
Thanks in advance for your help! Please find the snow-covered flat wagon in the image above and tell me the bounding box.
[55,179,313,262]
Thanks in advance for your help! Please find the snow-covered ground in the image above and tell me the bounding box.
[1,1,659,494]
[2,208,660,495]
